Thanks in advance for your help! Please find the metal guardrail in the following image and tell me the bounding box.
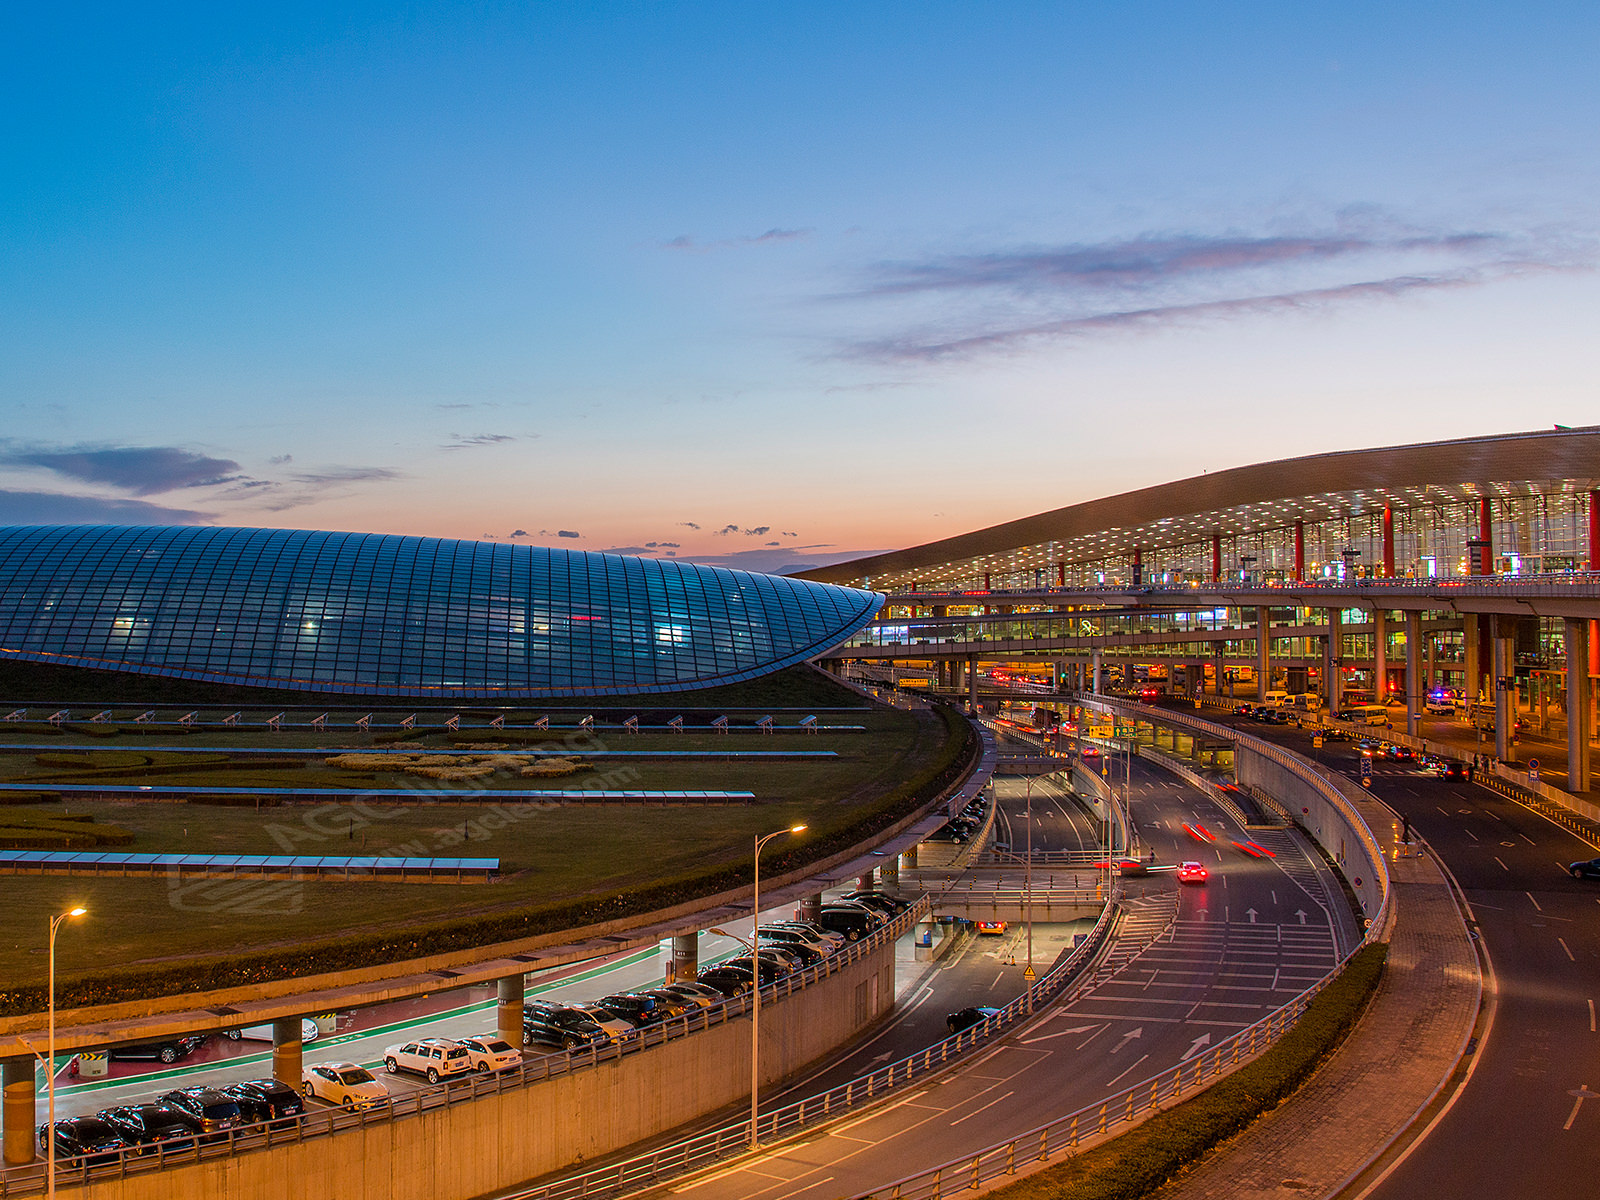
[0,901,930,1196]
[501,891,1120,1200]
[852,952,1355,1200]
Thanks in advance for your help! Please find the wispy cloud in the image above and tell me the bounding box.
[441,433,522,451]
[539,529,581,539]
[509,529,529,539]
[837,219,1592,362]
[854,231,1503,297]
[663,227,812,252]
[0,444,243,495]
[0,489,213,525]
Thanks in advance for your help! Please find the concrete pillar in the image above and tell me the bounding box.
[497,974,525,1049]
[3,1055,35,1165]
[902,843,918,869]
[1566,619,1593,794]
[799,893,822,924]
[1493,616,1514,762]
[1092,650,1103,694]
[1256,606,1271,699]
[1406,611,1423,738]
[272,1017,303,1090]
[669,933,700,985]
[968,655,980,711]
[880,856,899,888]
[1373,609,1388,704]
[1326,607,1344,715]
[1464,614,1482,702]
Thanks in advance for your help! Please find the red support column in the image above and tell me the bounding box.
[1057,561,1066,587]
[1211,534,1221,583]
[1382,506,1394,578]
[1132,546,1142,586]
[1478,497,1493,576]
[1294,521,1304,581]
[1590,490,1599,683]
[983,572,990,591]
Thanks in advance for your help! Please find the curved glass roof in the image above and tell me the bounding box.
[0,525,883,697]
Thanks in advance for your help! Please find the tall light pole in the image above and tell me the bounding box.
[1023,778,1035,1009]
[746,823,806,1150]
[47,906,86,1198]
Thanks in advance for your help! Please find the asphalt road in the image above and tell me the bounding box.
[634,757,1350,1200]
[1196,707,1600,1200]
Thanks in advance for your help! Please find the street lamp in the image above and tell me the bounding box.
[47,906,86,1197]
[1023,778,1036,1009]
[738,823,807,1150]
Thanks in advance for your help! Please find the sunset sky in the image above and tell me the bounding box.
[3,2,1597,573]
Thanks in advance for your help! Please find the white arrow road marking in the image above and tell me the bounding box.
[1109,1027,1143,1055]
[1019,1024,1103,1046]
[1295,909,1308,924]
[1245,908,1258,924]
[1181,1033,1212,1061]
[1565,1085,1598,1131]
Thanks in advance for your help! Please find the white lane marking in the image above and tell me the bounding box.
[1494,857,1509,871]
[1464,829,1478,841]
[1564,1088,1590,1132]
[948,1089,1015,1126]
[826,1088,936,1135]
[1104,1053,1150,1088]
[1589,999,1596,1032]
[1559,938,1576,962]
[1528,891,1544,912]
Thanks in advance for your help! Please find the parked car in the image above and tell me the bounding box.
[224,1018,320,1044]
[571,1003,642,1042]
[108,1035,207,1065]
[757,925,834,957]
[596,993,667,1028]
[658,981,726,1008]
[840,890,909,917]
[301,1062,389,1110]
[383,1038,472,1083]
[757,935,822,966]
[1568,857,1600,880]
[523,1002,609,1051]
[38,1117,131,1164]
[946,1006,1001,1034]
[817,906,878,941]
[458,1034,522,1074]
[97,1104,200,1154]
[638,989,695,1020]
[696,964,756,996]
[768,919,845,951]
[156,1087,243,1137]
[220,1079,305,1122]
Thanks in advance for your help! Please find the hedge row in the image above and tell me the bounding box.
[0,707,977,1016]
[984,942,1389,1200]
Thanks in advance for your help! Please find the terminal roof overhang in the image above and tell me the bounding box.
[796,426,1600,589]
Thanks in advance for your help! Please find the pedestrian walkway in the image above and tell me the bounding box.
[1148,839,1480,1200]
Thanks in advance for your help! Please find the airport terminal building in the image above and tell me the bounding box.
[0,525,881,698]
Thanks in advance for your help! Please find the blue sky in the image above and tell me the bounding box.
[3,2,1596,572]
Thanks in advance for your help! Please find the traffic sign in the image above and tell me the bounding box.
[1312,736,1324,748]
[1529,757,1540,782]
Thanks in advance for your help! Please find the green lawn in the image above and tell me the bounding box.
[0,681,971,1005]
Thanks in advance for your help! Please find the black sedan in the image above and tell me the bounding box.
[1569,857,1600,880]
[97,1104,200,1154]
[946,1006,1002,1034]
[39,1117,131,1163]
[107,1035,207,1064]
[222,1078,305,1122]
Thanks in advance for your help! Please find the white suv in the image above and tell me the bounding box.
[383,1038,472,1083]
[459,1033,522,1074]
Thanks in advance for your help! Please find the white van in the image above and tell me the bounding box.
[1343,704,1391,727]
[1263,689,1289,707]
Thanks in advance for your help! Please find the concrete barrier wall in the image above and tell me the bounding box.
[64,942,896,1200]
[1234,745,1385,923]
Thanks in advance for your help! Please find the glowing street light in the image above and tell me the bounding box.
[47,906,87,1198]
